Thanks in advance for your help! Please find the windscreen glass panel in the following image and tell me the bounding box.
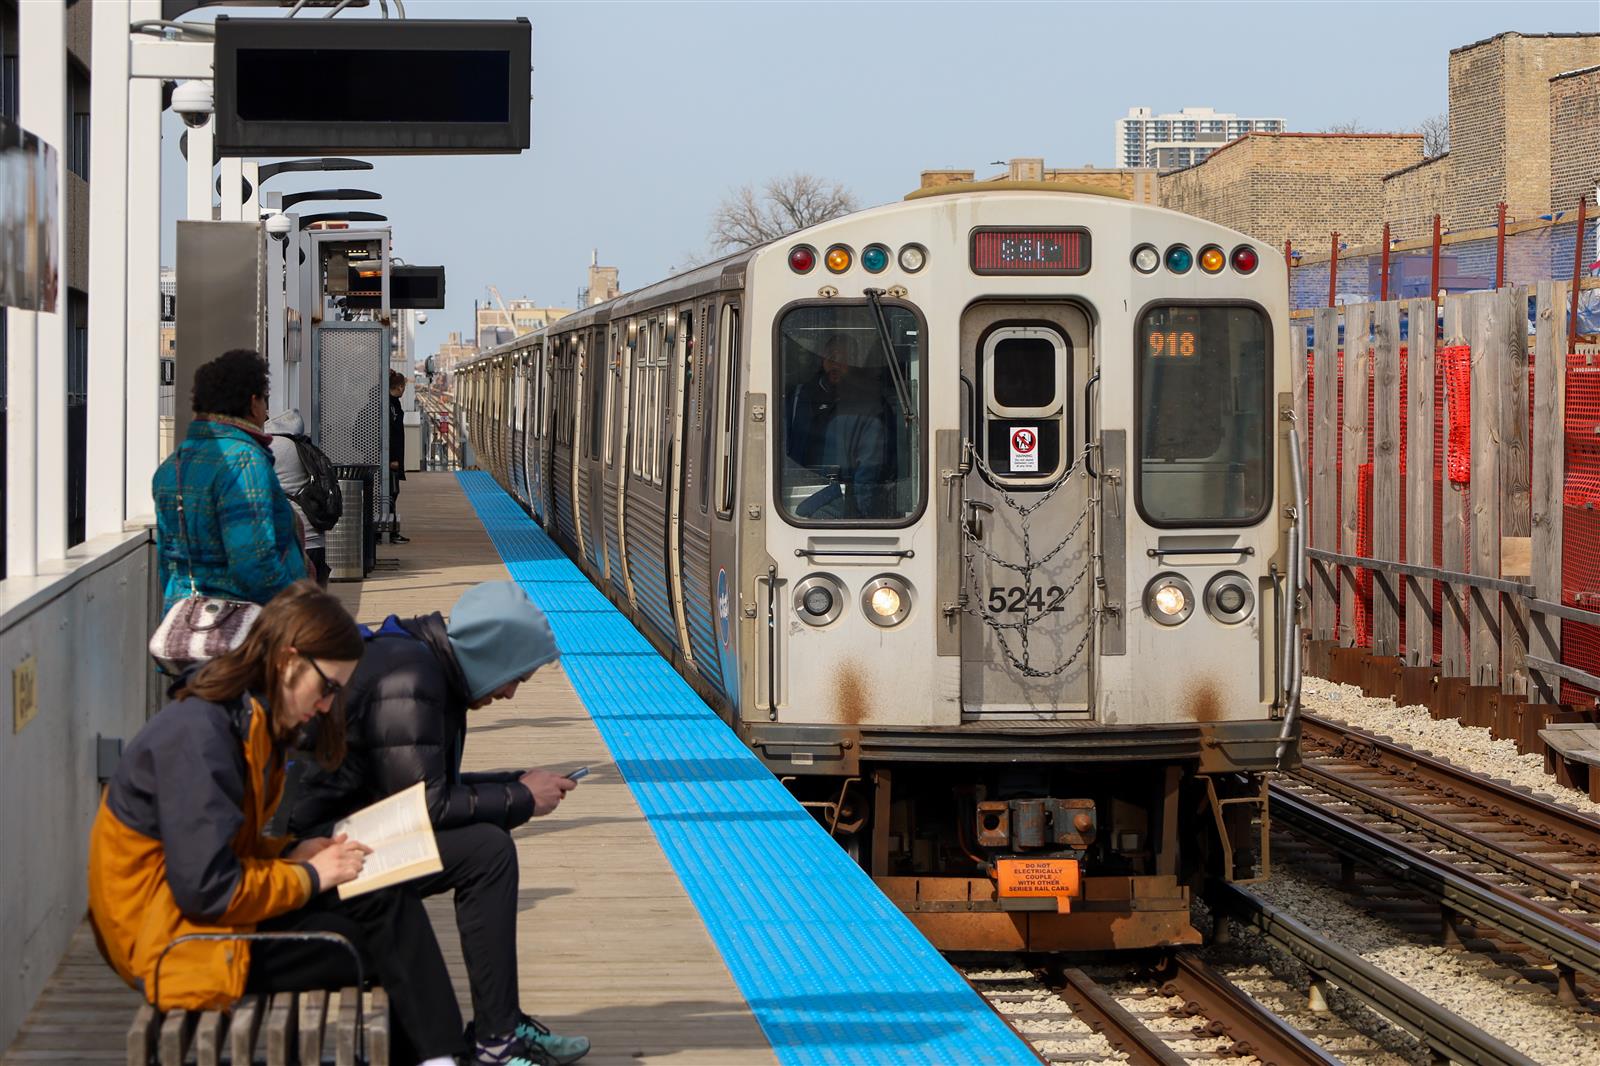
[1137,304,1270,525]
[993,335,1057,408]
[777,304,922,524]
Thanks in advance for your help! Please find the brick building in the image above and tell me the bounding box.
[1381,155,1451,242]
[917,157,1162,205]
[1549,64,1600,216]
[1159,134,1424,251]
[1446,32,1600,230]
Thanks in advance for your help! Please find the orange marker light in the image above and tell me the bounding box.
[825,246,852,273]
[1199,246,1226,274]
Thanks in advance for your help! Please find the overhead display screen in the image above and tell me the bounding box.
[970,227,1090,276]
[213,18,531,155]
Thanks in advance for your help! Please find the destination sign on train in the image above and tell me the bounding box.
[970,227,1090,276]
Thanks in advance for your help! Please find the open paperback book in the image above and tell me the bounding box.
[332,781,443,899]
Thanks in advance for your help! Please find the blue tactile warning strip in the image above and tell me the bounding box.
[457,472,1039,1066]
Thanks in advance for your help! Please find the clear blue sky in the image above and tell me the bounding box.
[158,0,1599,359]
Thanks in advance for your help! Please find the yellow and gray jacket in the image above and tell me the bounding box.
[88,693,315,1010]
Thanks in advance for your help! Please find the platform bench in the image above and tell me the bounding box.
[1540,723,1600,802]
[125,987,388,1065]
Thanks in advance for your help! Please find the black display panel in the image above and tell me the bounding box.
[343,265,447,310]
[970,227,1090,276]
[213,18,531,155]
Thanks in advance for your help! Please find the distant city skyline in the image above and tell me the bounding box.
[1114,106,1287,171]
[154,2,1600,362]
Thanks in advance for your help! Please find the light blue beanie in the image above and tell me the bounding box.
[446,582,560,701]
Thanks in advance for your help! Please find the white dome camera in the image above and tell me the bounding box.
[416,312,428,325]
[171,80,214,129]
[263,213,293,242]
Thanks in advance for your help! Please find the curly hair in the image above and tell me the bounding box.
[192,349,269,418]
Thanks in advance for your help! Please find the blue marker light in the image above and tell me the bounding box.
[1166,245,1194,274]
[862,244,889,273]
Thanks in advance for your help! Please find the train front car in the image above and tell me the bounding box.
[736,185,1300,952]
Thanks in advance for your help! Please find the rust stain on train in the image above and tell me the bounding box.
[835,663,870,726]
[1185,678,1223,722]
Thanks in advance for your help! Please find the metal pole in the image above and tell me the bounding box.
[186,115,214,219]
[1430,214,1443,315]
[4,308,39,577]
[1572,196,1589,356]
[1494,202,1507,290]
[218,157,244,221]
[1380,222,1391,302]
[125,0,163,525]
[23,0,67,567]
[1327,231,1340,308]
[85,0,132,540]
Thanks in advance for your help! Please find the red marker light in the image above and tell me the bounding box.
[789,245,816,274]
[1231,245,1259,274]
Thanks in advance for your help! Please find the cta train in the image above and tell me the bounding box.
[454,183,1303,951]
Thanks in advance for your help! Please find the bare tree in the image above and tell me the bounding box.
[709,173,859,253]
[1320,118,1370,134]
[1416,112,1449,158]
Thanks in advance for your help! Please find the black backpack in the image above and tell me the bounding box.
[276,434,344,533]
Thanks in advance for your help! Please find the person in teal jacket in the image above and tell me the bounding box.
[153,350,308,612]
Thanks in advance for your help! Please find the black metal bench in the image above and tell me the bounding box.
[125,931,389,1065]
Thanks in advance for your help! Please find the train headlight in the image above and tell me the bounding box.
[862,575,912,627]
[1132,244,1160,274]
[794,574,845,626]
[898,244,927,273]
[1204,572,1256,624]
[1144,573,1194,626]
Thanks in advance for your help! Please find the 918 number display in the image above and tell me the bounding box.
[1147,330,1197,357]
[988,585,1067,613]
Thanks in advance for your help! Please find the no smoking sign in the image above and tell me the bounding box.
[1009,426,1039,473]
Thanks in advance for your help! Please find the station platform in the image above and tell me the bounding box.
[2,473,1036,1066]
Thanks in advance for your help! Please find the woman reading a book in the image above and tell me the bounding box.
[88,581,472,1066]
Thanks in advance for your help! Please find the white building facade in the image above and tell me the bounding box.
[1115,106,1285,170]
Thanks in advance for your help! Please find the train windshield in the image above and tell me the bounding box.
[777,303,923,524]
[1137,304,1271,526]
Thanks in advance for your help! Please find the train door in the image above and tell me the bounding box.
[705,298,743,703]
[600,325,624,591]
[669,301,720,679]
[958,302,1094,719]
[582,328,608,576]
[525,347,545,523]
[571,333,591,565]
[551,337,580,551]
[510,353,528,503]
[613,320,637,606]
[622,315,679,650]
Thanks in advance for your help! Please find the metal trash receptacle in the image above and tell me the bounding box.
[327,478,366,581]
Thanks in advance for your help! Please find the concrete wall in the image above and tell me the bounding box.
[0,535,158,1049]
[1549,66,1600,215]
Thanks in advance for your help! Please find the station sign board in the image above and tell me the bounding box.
[0,117,60,313]
[212,18,531,156]
[343,265,447,310]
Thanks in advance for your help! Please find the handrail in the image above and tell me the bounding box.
[1277,420,1306,759]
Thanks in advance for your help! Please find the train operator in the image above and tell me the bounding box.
[288,581,591,1066]
[784,334,895,519]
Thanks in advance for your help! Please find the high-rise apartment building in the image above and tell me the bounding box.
[1115,107,1286,170]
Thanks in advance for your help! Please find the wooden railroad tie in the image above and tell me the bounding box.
[124,987,389,1066]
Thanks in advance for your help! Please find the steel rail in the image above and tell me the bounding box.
[1271,784,1600,982]
[1212,883,1536,1066]
[1050,967,1187,1066]
[1298,716,1600,909]
[1162,952,1342,1066]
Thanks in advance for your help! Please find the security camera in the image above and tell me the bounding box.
[416,312,428,325]
[171,80,213,129]
[264,213,292,242]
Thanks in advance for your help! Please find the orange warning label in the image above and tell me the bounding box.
[996,858,1081,900]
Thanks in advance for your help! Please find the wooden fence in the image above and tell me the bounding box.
[1295,283,1600,753]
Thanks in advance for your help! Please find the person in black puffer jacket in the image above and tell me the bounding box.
[289,582,590,1066]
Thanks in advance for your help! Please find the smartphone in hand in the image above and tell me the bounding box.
[566,766,590,782]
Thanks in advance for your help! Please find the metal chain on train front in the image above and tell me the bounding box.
[959,443,1098,678]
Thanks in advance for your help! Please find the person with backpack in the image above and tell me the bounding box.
[266,410,343,587]
[288,581,589,1066]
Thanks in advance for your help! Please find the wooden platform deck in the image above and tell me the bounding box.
[1,473,776,1065]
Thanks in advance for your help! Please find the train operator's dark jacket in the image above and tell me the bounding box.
[288,613,535,835]
[89,694,314,1009]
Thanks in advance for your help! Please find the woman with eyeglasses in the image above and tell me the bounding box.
[89,581,472,1066]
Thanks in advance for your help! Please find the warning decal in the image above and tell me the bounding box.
[1009,426,1039,473]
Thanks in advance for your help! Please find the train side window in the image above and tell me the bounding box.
[980,325,1070,484]
[714,303,740,518]
[632,321,651,479]
[1135,303,1271,526]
